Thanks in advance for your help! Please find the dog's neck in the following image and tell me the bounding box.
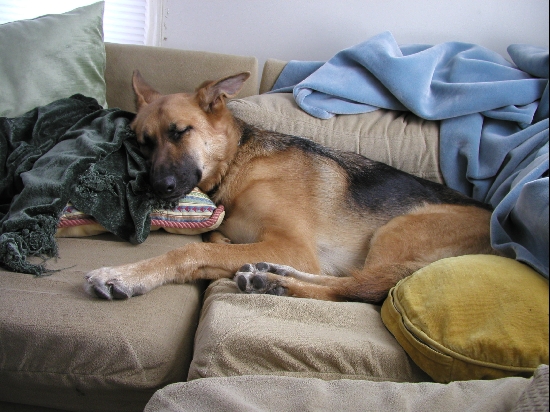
[199,116,247,197]
[237,120,255,147]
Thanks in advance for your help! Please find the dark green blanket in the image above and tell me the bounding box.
[0,95,162,275]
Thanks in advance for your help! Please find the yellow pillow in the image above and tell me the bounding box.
[381,255,549,383]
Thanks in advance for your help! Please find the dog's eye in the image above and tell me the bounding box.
[139,133,156,156]
[168,124,193,142]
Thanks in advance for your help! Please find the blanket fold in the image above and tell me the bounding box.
[0,95,159,275]
[272,32,549,278]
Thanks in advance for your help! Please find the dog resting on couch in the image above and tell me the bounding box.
[85,71,500,302]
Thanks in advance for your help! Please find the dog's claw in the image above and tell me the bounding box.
[92,283,113,300]
[110,282,132,300]
[234,262,288,296]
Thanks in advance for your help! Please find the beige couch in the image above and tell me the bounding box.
[0,43,258,412]
[1,42,548,412]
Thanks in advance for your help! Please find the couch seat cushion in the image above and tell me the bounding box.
[0,232,205,412]
[381,255,549,383]
[146,366,549,412]
[228,93,443,183]
[188,279,430,382]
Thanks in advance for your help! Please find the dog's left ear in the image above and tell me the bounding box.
[197,72,251,113]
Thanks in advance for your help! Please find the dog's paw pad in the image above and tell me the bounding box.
[235,272,249,291]
[254,262,270,272]
[238,263,255,273]
[252,273,267,290]
[234,263,287,296]
[266,285,286,296]
[254,262,290,276]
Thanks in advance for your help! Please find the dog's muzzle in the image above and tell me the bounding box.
[151,158,202,201]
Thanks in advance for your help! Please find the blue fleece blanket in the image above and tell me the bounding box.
[272,31,549,278]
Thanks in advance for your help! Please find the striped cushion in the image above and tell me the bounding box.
[57,188,224,237]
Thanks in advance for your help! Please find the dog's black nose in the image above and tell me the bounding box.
[156,176,177,196]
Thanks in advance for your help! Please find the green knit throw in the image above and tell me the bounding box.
[0,95,164,275]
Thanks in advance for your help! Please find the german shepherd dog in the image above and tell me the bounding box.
[85,70,498,302]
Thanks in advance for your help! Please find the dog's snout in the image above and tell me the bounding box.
[157,176,177,196]
[150,154,203,201]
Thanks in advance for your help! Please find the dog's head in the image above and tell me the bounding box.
[130,70,250,201]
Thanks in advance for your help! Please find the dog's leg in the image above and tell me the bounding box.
[236,204,496,303]
[234,262,358,301]
[85,240,318,300]
[235,262,333,292]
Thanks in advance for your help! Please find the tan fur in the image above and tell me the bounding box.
[84,71,500,302]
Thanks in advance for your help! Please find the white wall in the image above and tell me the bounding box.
[161,0,549,72]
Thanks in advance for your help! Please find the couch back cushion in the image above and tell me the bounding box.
[229,93,443,183]
[260,58,288,94]
[105,43,259,112]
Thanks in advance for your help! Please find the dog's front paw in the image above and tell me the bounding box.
[234,262,288,296]
[85,267,143,300]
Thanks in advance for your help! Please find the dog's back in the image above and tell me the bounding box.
[223,120,489,219]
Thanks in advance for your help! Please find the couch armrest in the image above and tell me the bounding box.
[259,58,288,94]
[105,43,259,112]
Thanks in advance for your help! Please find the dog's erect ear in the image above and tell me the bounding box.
[196,72,251,113]
[132,70,162,111]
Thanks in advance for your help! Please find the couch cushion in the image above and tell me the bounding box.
[188,279,430,382]
[0,232,205,412]
[146,367,548,412]
[259,58,288,94]
[57,188,225,237]
[228,93,443,183]
[104,43,259,112]
[0,2,107,117]
[381,255,549,383]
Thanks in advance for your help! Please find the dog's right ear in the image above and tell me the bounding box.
[132,70,162,111]
[196,72,251,113]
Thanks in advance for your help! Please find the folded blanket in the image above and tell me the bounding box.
[0,95,160,275]
[273,32,549,278]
